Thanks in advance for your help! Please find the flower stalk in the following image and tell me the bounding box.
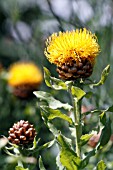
[69,83,82,158]
[74,99,82,158]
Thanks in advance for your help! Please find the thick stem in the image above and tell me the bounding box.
[73,99,82,158]
[69,84,82,158]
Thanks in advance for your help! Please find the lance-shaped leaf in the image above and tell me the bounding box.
[39,156,46,170]
[71,86,86,101]
[97,118,111,149]
[90,65,110,88]
[34,91,72,111]
[80,134,93,146]
[82,109,101,116]
[40,108,59,137]
[44,67,67,90]
[57,135,81,170]
[83,105,113,117]
[41,106,73,125]
[81,149,96,168]
[97,160,106,170]
[38,139,55,152]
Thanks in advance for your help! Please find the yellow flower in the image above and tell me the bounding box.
[44,28,100,67]
[8,62,43,98]
[8,62,43,87]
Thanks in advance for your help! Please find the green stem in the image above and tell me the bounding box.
[69,84,82,158]
[73,98,82,158]
[18,160,24,167]
[14,147,24,168]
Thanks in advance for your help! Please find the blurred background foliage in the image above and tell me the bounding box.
[0,0,113,169]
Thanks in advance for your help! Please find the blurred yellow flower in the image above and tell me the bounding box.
[44,28,100,67]
[8,62,43,87]
[8,62,43,98]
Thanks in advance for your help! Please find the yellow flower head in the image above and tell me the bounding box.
[44,28,100,66]
[8,62,43,87]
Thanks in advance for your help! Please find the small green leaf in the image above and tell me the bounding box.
[57,135,81,170]
[100,112,106,125]
[98,118,111,149]
[81,149,96,168]
[34,91,72,111]
[97,160,106,170]
[90,65,110,88]
[41,140,55,149]
[44,67,67,90]
[41,106,73,125]
[15,166,29,170]
[39,156,46,170]
[43,67,51,87]
[82,109,101,116]
[48,108,73,124]
[80,134,93,146]
[71,86,86,100]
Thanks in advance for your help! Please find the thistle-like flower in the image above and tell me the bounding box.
[44,28,100,80]
[8,120,37,145]
[8,61,43,98]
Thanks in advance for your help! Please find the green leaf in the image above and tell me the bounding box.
[48,108,73,125]
[44,67,67,90]
[80,134,93,146]
[60,149,80,170]
[100,112,106,125]
[106,105,113,112]
[15,166,29,170]
[97,160,106,170]
[97,118,111,149]
[81,149,96,168]
[34,91,72,111]
[41,139,55,150]
[82,109,101,116]
[41,106,73,125]
[47,122,59,137]
[56,153,65,170]
[57,135,81,170]
[39,156,46,170]
[90,65,110,88]
[40,109,59,137]
[71,86,86,100]
[57,134,73,149]
[34,139,55,153]
[43,67,51,87]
